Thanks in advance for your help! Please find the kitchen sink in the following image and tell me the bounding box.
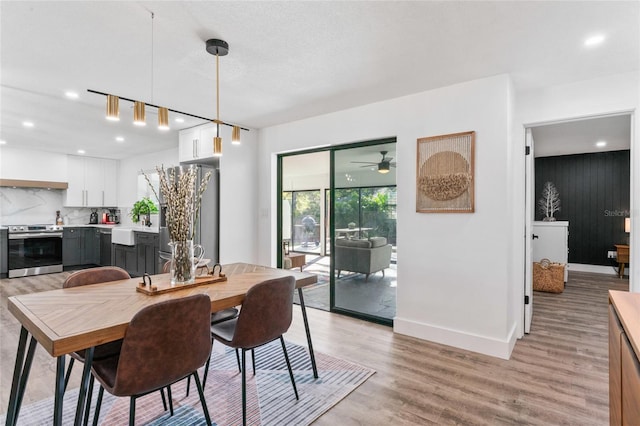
[111,228,135,246]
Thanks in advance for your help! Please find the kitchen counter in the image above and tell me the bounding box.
[63,224,116,229]
[61,224,158,233]
[131,226,160,234]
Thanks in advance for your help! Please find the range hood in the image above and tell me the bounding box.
[0,179,68,190]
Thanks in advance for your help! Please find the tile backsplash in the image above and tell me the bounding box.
[0,187,114,225]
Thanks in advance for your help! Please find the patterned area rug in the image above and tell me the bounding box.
[2,340,374,425]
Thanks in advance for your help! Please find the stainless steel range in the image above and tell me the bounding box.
[8,225,63,278]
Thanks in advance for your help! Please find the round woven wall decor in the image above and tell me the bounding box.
[418,151,471,201]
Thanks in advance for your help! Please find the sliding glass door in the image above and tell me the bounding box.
[278,139,396,324]
[331,142,397,324]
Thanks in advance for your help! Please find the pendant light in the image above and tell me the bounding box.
[207,38,240,155]
[133,101,146,126]
[158,107,169,130]
[106,95,120,121]
[232,125,241,145]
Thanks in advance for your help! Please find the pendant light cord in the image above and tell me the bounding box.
[216,53,219,122]
[151,12,154,104]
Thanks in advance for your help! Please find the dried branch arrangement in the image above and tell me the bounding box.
[538,181,560,221]
[144,165,212,241]
[144,166,212,283]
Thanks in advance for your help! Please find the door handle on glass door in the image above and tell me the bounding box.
[532,234,539,239]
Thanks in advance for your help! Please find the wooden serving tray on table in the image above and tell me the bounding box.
[136,273,227,295]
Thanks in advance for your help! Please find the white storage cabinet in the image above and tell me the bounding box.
[532,221,569,282]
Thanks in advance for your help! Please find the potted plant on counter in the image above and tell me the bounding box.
[130,197,159,225]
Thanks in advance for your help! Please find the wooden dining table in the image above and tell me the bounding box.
[5,263,319,426]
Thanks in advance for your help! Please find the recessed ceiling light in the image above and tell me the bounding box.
[116,136,125,142]
[175,117,185,123]
[596,140,607,148]
[77,149,86,154]
[65,91,79,99]
[22,121,34,128]
[0,140,6,145]
[584,34,605,47]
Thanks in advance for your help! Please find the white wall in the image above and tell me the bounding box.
[218,127,259,264]
[258,74,518,359]
[516,71,640,296]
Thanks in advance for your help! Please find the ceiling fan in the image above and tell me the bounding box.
[351,151,397,174]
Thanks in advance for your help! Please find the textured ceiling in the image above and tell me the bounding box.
[1,1,638,159]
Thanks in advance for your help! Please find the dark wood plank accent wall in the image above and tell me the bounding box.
[535,150,630,266]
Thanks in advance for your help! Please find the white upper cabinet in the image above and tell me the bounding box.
[179,128,199,162]
[65,155,86,206]
[198,126,216,159]
[64,155,118,207]
[102,160,117,206]
[178,124,216,163]
[84,157,104,206]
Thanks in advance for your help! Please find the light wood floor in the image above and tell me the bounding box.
[0,271,628,424]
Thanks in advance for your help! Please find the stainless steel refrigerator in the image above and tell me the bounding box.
[158,164,219,269]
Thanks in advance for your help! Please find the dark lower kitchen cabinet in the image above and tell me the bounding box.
[135,232,159,276]
[113,244,137,276]
[84,228,100,265]
[62,228,82,266]
[1,228,7,277]
[99,231,112,266]
[63,227,100,267]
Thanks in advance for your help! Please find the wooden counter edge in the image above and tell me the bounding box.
[609,290,640,360]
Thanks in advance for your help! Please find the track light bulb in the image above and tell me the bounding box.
[232,126,241,145]
[158,107,169,130]
[133,101,146,126]
[106,95,120,121]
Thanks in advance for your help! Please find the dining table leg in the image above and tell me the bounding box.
[5,326,37,426]
[297,288,319,378]
[73,346,95,426]
[53,355,66,426]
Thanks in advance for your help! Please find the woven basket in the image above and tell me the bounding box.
[533,259,565,293]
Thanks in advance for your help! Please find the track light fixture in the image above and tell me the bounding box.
[94,21,248,140]
[92,89,250,134]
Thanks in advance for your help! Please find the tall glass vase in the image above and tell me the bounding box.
[169,240,204,285]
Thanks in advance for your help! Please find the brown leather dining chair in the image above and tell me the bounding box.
[63,266,173,423]
[210,276,299,426]
[63,267,131,390]
[90,293,214,426]
[162,259,239,327]
[162,259,241,396]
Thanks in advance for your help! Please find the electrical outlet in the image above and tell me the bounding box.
[607,251,617,259]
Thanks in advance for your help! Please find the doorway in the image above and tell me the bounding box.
[524,113,632,333]
[278,138,397,325]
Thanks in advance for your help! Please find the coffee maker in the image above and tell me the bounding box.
[89,209,98,224]
[108,209,121,224]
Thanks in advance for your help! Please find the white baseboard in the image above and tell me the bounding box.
[393,317,518,360]
[569,263,628,276]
